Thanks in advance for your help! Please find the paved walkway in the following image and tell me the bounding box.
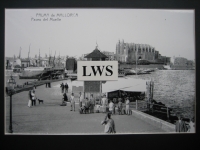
[5,81,165,134]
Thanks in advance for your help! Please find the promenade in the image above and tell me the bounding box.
[5,80,165,134]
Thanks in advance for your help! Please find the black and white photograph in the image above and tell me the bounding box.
[5,9,195,134]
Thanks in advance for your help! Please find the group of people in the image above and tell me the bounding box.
[60,82,69,106]
[77,94,131,115]
[60,82,68,93]
[28,88,37,108]
[107,97,131,115]
[175,115,195,133]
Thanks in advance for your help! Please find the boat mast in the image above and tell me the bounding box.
[53,51,56,67]
[28,44,31,59]
[39,49,40,67]
[136,45,137,76]
[19,47,21,59]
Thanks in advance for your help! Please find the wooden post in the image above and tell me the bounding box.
[152,81,154,100]
[136,100,138,110]
[167,107,169,119]
[100,81,102,103]
[83,81,85,99]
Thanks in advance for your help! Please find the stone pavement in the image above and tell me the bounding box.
[5,80,166,134]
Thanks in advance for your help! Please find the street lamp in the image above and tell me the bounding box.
[7,75,16,133]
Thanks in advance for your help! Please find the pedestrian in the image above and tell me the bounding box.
[108,100,114,114]
[79,92,83,108]
[175,115,187,132]
[101,95,108,113]
[101,112,116,133]
[49,82,51,88]
[118,98,123,115]
[187,117,195,133]
[90,94,95,113]
[70,93,75,111]
[60,83,64,93]
[65,83,69,93]
[61,93,68,106]
[31,90,36,106]
[28,90,32,108]
[84,97,91,113]
[125,97,130,115]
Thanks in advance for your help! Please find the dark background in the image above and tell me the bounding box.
[1,0,199,149]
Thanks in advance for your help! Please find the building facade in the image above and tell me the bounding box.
[116,40,170,64]
[102,51,115,60]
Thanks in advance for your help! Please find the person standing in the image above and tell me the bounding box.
[79,92,83,108]
[65,83,69,93]
[84,97,91,113]
[101,95,108,113]
[118,98,123,115]
[31,90,36,106]
[108,100,114,114]
[125,97,130,115]
[187,117,195,133]
[60,83,64,93]
[175,115,187,132]
[101,113,116,133]
[70,93,75,111]
[60,92,68,106]
[90,94,95,113]
[28,90,32,108]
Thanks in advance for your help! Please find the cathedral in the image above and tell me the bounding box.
[115,40,170,64]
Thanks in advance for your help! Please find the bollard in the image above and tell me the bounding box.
[152,103,154,114]
[136,100,138,110]
[167,107,169,119]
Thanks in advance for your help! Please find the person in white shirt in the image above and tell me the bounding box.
[108,100,114,114]
[101,113,116,133]
[79,92,83,108]
[70,93,75,111]
[187,117,195,133]
[31,90,36,106]
[101,95,108,113]
[125,97,130,115]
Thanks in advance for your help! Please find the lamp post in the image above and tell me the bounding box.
[7,75,16,133]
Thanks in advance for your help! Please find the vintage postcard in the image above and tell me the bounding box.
[5,9,195,134]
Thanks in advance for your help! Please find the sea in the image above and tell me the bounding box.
[128,70,195,118]
[6,70,195,118]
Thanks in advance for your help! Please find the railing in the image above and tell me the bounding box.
[135,100,172,119]
[126,100,172,120]
[5,78,69,96]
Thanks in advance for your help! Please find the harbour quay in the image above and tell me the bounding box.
[5,80,168,134]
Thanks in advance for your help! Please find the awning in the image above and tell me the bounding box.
[102,78,148,93]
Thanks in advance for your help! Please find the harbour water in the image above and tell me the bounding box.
[128,70,195,118]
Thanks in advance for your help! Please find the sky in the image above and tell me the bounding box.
[5,9,195,60]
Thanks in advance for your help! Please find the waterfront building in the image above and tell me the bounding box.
[101,51,115,60]
[5,57,14,69]
[171,57,194,69]
[6,57,22,69]
[174,57,191,65]
[21,58,30,68]
[116,40,170,64]
[40,58,49,67]
[84,46,108,100]
[79,54,88,61]
[66,57,77,72]
[85,47,108,61]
